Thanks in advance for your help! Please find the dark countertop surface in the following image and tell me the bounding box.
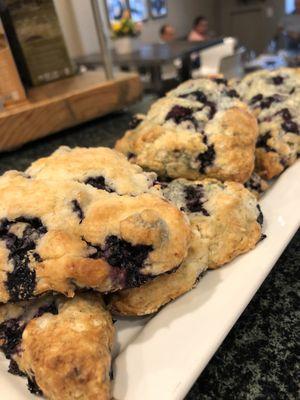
[0,97,298,400]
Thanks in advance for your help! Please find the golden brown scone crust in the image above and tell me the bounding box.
[0,300,26,322]
[0,171,191,303]
[108,178,263,316]
[255,148,285,180]
[0,294,114,400]
[26,146,157,196]
[108,260,206,316]
[116,83,257,183]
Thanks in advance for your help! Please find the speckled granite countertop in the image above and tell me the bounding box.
[0,97,298,400]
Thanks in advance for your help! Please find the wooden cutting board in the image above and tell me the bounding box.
[0,71,142,151]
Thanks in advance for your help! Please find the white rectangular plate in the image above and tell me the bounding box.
[1,161,299,400]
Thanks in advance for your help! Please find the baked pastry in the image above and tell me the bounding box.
[108,178,263,316]
[244,172,269,198]
[0,293,114,400]
[26,146,157,196]
[166,76,240,100]
[115,78,258,183]
[236,68,300,101]
[0,171,190,303]
[253,96,300,179]
[235,68,300,179]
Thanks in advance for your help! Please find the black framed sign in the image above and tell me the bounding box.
[149,0,167,19]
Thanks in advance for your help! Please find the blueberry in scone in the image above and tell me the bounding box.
[26,146,157,196]
[108,178,263,316]
[0,293,114,400]
[0,217,47,302]
[244,172,269,198]
[0,171,191,303]
[115,78,258,183]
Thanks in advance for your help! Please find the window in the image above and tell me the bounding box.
[128,0,148,22]
[285,0,295,14]
[149,0,167,19]
[106,0,127,21]
[106,0,148,22]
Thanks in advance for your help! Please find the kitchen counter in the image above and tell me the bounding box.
[186,230,299,400]
[0,97,298,400]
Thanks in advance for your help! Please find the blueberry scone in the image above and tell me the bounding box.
[235,68,300,179]
[0,293,114,400]
[108,179,263,316]
[26,146,156,196]
[115,78,258,183]
[0,171,190,303]
[253,97,300,179]
[236,68,300,101]
[166,76,239,100]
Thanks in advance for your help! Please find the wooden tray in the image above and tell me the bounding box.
[0,71,142,151]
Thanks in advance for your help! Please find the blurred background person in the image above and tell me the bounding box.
[188,15,210,42]
[278,0,300,50]
[159,24,176,43]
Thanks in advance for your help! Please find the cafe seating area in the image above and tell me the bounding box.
[71,1,300,96]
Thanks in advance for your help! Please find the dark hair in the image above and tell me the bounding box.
[160,24,170,36]
[193,16,207,28]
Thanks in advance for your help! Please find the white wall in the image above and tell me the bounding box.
[54,0,217,58]
[216,0,285,53]
[53,0,82,57]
